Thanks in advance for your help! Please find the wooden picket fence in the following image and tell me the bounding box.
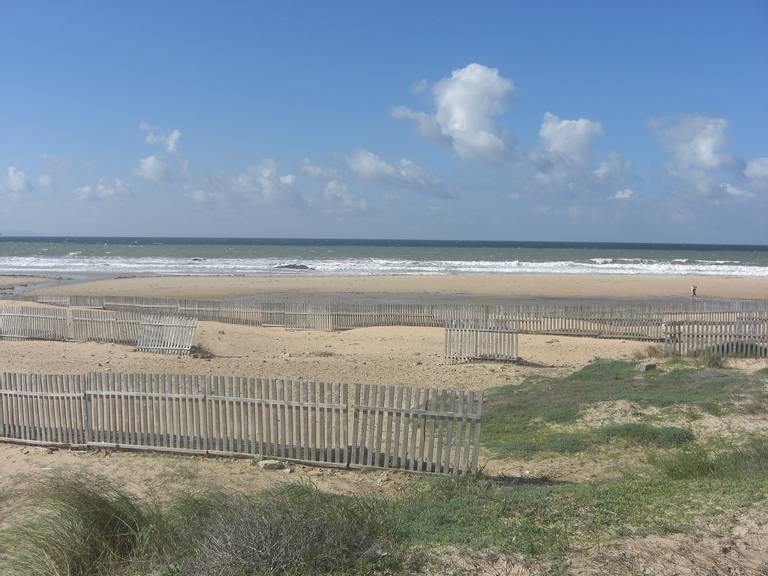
[15,293,768,341]
[137,315,198,355]
[0,305,196,355]
[664,319,768,358]
[445,320,519,364]
[71,308,141,344]
[0,372,482,475]
[350,383,482,474]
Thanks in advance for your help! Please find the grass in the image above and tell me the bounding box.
[2,359,766,574]
[4,445,768,576]
[651,438,768,480]
[1,474,165,576]
[482,359,768,457]
[1,476,402,576]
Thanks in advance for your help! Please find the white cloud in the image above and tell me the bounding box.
[539,112,603,165]
[348,149,440,188]
[37,174,53,189]
[610,188,635,200]
[745,157,768,186]
[649,115,735,171]
[135,155,169,182]
[649,115,748,199]
[593,152,632,182]
[140,122,182,153]
[392,63,515,161]
[5,166,29,194]
[390,106,443,140]
[237,159,294,203]
[323,180,367,211]
[412,78,429,94]
[348,149,397,178]
[721,183,752,198]
[76,178,129,201]
[188,189,223,206]
[301,159,337,179]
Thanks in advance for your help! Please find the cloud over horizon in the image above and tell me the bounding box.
[392,63,515,161]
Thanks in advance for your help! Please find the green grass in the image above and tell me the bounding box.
[3,441,768,576]
[651,438,768,480]
[1,475,403,576]
[482,360,768,457]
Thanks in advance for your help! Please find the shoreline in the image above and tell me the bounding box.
[16,273,768,301]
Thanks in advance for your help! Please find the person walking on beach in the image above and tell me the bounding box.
[690,285,698,298]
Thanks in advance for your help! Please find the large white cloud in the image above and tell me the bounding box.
[135,155,169,182]
[392,63,514,161]
[648,115,749,198]
[539,113,603,165]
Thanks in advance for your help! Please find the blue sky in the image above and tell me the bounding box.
[1,0,767,242]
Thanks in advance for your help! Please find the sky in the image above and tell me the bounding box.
[1,0,767,243]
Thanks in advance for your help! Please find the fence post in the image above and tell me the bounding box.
[83,373,92,445]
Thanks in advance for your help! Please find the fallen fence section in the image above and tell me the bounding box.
[0,372,482,475]
[664,319,768,358]
[0,305,195,355]
[445,320,519,364]
[137,315,198,355]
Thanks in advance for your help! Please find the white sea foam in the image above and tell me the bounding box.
[1,255,767,277]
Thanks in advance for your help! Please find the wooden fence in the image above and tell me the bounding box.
[0,305,196,354]
[137,315,198,355]
[0,372,482,475]
[0,305,68,341]
[664,319,768,358]
[350,383,482,474]
[15,294,768,341]
[445,320,519,364]
[71,308,141,344]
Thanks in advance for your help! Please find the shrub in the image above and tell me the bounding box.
[698,352,727,369]
[177,483,400,576]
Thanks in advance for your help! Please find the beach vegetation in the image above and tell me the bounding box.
[482,359,767,457]
[3,449,768,576]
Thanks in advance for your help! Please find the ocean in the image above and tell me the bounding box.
[1,237,768,278]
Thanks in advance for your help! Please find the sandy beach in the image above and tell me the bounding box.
[19,273,768,301]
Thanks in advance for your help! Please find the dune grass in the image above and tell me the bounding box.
[3,444,768,576]
[482,359,767,457]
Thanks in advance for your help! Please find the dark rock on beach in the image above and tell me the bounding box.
[275,263,313,270]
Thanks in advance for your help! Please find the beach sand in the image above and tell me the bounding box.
[0,316,650,390]
[23,273,768,300]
